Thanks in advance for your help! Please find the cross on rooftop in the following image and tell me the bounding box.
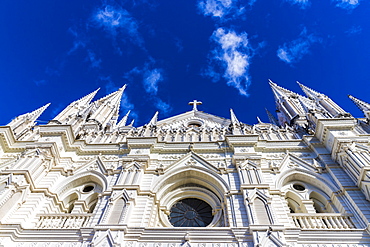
[188,100,202,111]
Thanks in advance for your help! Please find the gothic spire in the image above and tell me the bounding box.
[89,85,126,127]
[53,88,99,124]
[148,111,159,126]
[297,95,315,112]
[265,108,279,126]
[297,81,350,118]
[297,81,322,100]
[268,79,298,102]
[268,80,306,126]
[116,110,131,128]
[230,109,240,125]
[129,119,135,127]
[8,103,50,137]
[348,95,370,119]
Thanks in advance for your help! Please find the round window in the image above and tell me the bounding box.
[82,185,95,193]
[293,183,305,191]
[187,120,202,128]
[168,198,213,227]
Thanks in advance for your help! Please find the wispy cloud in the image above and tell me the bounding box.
[93,5,143,46]
[34,79,47,86]
[143,68,163,95]
[175,37,184,53]
[86,50,102,68]
[204,28,253,96]
[67,28,87,55]
[123,60,172,113]
[197,0,245,20]
[335,0,360,10]
[51,104,64,119]
[345,25,362,36]
[285,0,310,9]
[68,28,102,69]
[277,28,321,64]
[120,93,138,121]
[155,98,172,114]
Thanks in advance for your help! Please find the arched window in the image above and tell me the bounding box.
[254,198,271,225]
[0,191,22,220]
[108,198,125,224]
[64,193,78,213]
[59,181,102,214]
[282,181,336,214]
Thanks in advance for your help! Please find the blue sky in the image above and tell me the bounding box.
[0,0,369,126]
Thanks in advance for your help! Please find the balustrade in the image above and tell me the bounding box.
[37,214,92,229]
[289,213,354,229]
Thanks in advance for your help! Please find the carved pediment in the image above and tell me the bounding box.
[161,151,219,174]
[74,156,115,175]
[270,152,317,174]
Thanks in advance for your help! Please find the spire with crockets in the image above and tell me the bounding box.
[268,80,307,126]
[268,80,352,135]
[87,85,126,129]
[297,81,351,118]
[348,95,370,120]
[51,88,100,125]
[7,103,50,138]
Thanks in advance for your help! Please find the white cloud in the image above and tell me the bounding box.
[335,0,360,9]
[205,28,252,96]
[155,98,172,114]
[277,28,321,64]
[143,69,163,95]
[120,93,138,121]
[197,0,244,20]
[198,0,232,17]
[285,0,310,9]
[93,5,143,45]
[122,61,172,114]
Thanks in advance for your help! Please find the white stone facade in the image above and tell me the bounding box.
[1,82,370,246]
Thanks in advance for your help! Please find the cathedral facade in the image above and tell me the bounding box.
[1,81,370,246]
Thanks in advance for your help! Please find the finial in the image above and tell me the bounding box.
[256,116,263,124]
[188,100,202,111]
[119,84,127,91]
[148,111,159,126]
[265,108,279,126]
[129,119,135,127]
[230,108,240,125]
[116,110,131,127]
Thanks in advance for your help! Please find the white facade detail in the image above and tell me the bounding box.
[1,81,370,246]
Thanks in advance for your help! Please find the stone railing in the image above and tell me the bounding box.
[289,213,355,229]
[37,214,92,229]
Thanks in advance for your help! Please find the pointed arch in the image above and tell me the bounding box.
[52,171,107,213]
[54,170,107,196]
[253,198,271,225]
[0,191,22,221]
[108,198,126,224]
[106,189,131,224]
[275,168,340,196]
